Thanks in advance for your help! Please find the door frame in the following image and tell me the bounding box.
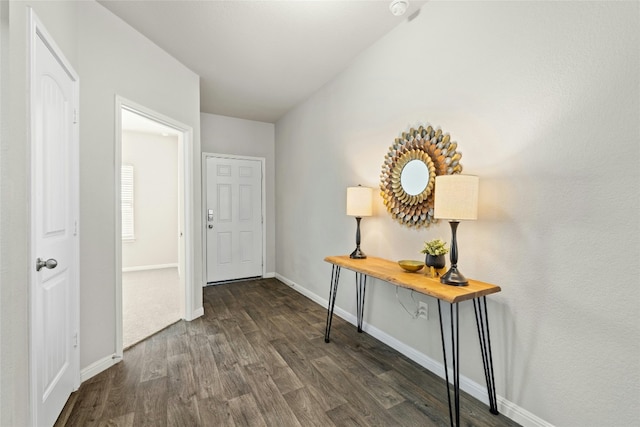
[114,96,195,358]
[28,9,80,425]
[201,153,266,285]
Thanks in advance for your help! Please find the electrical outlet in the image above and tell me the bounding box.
[418,301,428,319]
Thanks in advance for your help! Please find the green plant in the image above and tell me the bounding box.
[421,239,449,256]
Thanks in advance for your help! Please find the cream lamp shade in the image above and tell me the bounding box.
[346,186,373,217]
[434,175,479,220]
[433,174,479,286]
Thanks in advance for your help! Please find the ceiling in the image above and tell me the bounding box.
[98,0,426,123]
[121,108,181,136]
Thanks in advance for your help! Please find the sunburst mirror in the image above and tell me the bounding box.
[380,124,463,228]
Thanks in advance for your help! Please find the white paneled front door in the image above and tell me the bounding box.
[30,10,80,427]
[206,156,263,283]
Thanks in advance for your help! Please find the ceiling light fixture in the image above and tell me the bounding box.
[389,0,409,16]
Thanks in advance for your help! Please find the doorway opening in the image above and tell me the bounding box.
[115,98,193,355]
[202,153,266,285]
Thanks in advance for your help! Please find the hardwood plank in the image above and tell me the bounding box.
[338,339,394,377]
[235,308,261,335]
[378,370,453,426]
[227,393,267,427]
[269,314,310,343]
[275,305,325,341]
[208,332,239,367]
[139,334,168,382]
[326,324,395,376]
[387,400,440,427]
[270,339,346,411]
[220,361,252,399]
[167,395,201,427]
[243,329,304,395]
[282,386,336,427]
[320,332,406,409]
[220,291,241,312]
[206,293,234,320]
[241,363,302,427]
[133,377,168,427]
[97,412,135,427]
[189,334,223,399]
[351,366,406,410]
[167,352,198,401]
[311,355,401,426]
[62,375,111,426]
[166,332,189,357]
[185,316,206,336]
[325,403,369,427]
[222,323,261,366]
[200,302,223,334]
[197,397,236,426]
[243,307,286,340]
[208,333,252,399]
[100,380,138,421]
[157,319,186,337]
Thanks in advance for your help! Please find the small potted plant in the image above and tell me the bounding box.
[421,239,448,269]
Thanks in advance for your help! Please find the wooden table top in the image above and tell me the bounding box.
[324,255,501,304]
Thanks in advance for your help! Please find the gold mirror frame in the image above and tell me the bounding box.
[380,124,463,228]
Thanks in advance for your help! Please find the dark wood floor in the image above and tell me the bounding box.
[55,278,520,426]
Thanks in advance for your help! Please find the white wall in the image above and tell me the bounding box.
[1,2,202,423]
[201,113,276,275]
[77,0,202,369]
[0,2,6,421]
[275,2,639,426]
[122,131,179,269]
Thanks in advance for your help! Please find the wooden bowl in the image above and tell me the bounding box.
[398,260,425,272]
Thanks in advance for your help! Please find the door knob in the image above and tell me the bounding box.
[36,258,58,272]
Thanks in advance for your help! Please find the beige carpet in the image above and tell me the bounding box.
[122,267,182,348]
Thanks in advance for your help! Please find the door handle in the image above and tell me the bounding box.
[36,258,58,272]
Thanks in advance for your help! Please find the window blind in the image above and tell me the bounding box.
[121,164,135,240]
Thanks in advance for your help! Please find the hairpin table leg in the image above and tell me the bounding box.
[438,300,460,427]
[324,265,341,343]
[355,273,367,333]
[474,296,499,415]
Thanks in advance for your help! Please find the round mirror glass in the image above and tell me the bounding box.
[400,160,430,196]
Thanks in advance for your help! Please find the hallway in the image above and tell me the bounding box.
[56,278,519,426]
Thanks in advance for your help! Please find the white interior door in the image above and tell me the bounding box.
[30,11,79,427]
[206,156,263,283]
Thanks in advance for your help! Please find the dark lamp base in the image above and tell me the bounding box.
[350,247,367,259]
[440,265,468,286]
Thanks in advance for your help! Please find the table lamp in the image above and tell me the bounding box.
[434,175,479,286]
[346,185,373,259]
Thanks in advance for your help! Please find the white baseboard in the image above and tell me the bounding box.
[275,273,553,427]
[122,263,178,272]
[276,273,322,301]
[187,306,204,321]
[499,398,554,427]
[263,272,276,278]
[80,353,120,383]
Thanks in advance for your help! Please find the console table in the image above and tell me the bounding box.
[323,255,501,427]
